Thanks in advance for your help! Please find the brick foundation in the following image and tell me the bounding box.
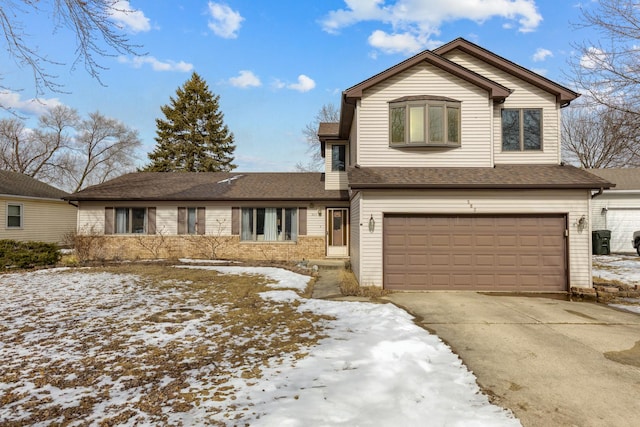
[86,235,326,262]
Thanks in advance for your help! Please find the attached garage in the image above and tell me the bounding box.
[383,214,568,291]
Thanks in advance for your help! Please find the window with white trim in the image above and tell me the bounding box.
[241,208,298,241]
[331,145,346,171]
[501,108,542,151]
[7,204,22,228]
[389,96,461,146]
[115,207,146,234]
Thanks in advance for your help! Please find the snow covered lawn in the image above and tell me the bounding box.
[0,264,519,426]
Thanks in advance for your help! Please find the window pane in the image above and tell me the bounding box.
[132,208,146,234]
[390,107,405,144]
[7,205,21,227]
[523,109,541,150]
[331,145,346,171]
[286,208,297,241]
[264,208,277,241]
[115,208,128,234]
[447,107,460,143]
[241,208,253,241]
[501,109,520,151]
[409,106,424,143]
[429,106,444,143]
[187,207,196,234]
[256,208,265,239]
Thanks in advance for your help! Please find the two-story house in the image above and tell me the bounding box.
[69,38,611,291]
[319,38,611,291]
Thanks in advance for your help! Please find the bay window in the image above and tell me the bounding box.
[390,96,461,146]
[241,208,298,241]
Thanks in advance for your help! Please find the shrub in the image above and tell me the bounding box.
[62,227,106,262]
[0,240,61,269]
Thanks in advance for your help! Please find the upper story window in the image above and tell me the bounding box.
[7,203,22,228]
[115,207,146,234]
[331,145,346,171]
[501,109,542,151]
[389,96,461,147]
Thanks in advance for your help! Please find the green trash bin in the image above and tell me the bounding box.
[592,230,611,255]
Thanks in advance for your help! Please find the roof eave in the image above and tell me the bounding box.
[348,183,612,190]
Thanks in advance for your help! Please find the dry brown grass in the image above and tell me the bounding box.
[338,269,391,298]
[0,263,333,425]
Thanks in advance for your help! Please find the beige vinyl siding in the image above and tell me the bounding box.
[306,204,326,237]
[77,201,327,237]
[325,142,349,191]
[1,196,76,244]
[350,191,361,283]
[444,51,561,164]
[356,189,591,288]
[357,63,493,167]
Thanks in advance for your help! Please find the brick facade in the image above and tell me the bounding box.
[87,235,327,262]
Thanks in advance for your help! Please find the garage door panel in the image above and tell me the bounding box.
[384,214,567,291]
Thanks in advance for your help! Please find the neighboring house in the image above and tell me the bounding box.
[70,38,612,291]
[0,171,77,244]
[587,168,640,254]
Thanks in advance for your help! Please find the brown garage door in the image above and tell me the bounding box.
[384,215,567,291]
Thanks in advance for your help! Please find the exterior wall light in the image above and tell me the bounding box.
[368,214,375,233]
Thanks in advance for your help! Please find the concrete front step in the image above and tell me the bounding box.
[305,258,350,270]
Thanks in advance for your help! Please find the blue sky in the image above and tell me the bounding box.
[0,0,597,172]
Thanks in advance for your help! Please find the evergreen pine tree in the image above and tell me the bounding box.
[144,72,236,172]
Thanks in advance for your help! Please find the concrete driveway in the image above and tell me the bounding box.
[383,292,640,427]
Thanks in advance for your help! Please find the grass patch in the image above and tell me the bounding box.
[0,263,333,425]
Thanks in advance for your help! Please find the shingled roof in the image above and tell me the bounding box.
[0,171,69,199]
[348,165,613,190]
[586,168,640,191]
[69,172,348,201]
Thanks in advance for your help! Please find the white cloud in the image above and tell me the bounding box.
[118,56,193,72]
[229,70,262,88]
[321,0,543,54]
[368,30,423,55]
[287,75,316,92]
[532,47,553,62]
[580,46,607,70]
[208,2,244,39]
[109,1,151,33]
[0,91,63,116]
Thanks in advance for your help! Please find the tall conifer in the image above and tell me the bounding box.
[144,72,236,172]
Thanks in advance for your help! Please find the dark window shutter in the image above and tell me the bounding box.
[104,207,114,235]
[298,207,307,236]
[177,207,186,235]
[197,207,206,235]
[231,207,240,235]
[147,207,156,235]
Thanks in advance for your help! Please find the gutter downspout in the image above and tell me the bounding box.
[591,188,604,199]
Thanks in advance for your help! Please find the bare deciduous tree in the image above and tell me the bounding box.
[0,107,141,192]
[569,0,640,117]
[296,103,339,172]
[562,100,640,168]
[0,0,142,98]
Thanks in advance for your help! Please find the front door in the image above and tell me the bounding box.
[326,208,349,257]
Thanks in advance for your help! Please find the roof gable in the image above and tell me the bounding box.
[343,49,511,101]
[434,38,579,105]
[0,171,69,199]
